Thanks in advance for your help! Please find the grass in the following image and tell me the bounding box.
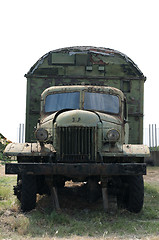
[1,169,159,239]
[0,176,17,210]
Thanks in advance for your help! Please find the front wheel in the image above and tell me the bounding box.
[21,174,37,212]
[117,175,144,213]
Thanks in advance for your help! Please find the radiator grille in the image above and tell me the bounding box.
[57,127,96,162]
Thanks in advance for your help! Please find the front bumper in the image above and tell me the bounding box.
[5,162,146,176]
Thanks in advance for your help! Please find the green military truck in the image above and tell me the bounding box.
[4,46,150,212]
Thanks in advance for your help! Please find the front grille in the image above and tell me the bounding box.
[57,127,96,162]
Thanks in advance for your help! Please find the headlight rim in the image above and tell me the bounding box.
[106,129,120,142]
[35,128,48,142]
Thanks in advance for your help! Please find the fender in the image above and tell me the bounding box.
[3,142,56,157]
[102,144,150,157]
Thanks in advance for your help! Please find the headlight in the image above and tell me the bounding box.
[35,128,48,142]
[107,129,120,142]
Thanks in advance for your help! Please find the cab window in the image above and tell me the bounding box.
[45,92,80,112]
[84,92,119,114]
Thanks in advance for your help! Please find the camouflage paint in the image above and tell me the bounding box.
[25,46,145,144]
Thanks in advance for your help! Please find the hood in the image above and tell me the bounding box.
[55,110,101,127]
[41,109,122,126]
[96,111,122,125]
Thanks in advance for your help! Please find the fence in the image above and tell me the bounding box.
[144,124,159,150]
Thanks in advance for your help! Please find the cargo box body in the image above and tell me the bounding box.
[25,46,145,144]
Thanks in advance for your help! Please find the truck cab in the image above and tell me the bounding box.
[36,85,128,163]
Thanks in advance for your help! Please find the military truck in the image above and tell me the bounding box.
[4,46,150,213]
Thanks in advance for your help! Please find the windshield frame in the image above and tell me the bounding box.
[43,89,121,116]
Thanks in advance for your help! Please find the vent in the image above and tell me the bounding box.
[57,127,96,162]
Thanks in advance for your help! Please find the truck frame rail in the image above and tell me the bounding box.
[5,162,146,176]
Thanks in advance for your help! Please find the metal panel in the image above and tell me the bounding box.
[25,78,52,142]
[51,53,75,65]
[76,53,88,66]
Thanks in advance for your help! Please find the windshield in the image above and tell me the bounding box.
[45,92,80,112]
[84,92,119,114]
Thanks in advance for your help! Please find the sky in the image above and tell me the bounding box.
[0,0,159,143]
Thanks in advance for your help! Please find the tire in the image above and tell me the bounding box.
[117,175,144,213]
[14,175,22,202]
[21,174,37,212]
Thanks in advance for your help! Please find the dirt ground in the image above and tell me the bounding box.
[144,167,159,185]
[1,165,159,240]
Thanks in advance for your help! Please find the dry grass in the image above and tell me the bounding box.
[1,167,159,240]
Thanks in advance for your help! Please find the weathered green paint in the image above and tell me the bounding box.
[25,47,145,144]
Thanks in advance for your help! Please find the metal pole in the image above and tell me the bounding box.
[149,124,151,149]
[155,124,157,150]
[19,124,21,143]
[152,124,154,148]
[22,124,24,143]
[158,128,159,149]
[102,187,109,212]
[101,177,109,212]
[51,187,60,211]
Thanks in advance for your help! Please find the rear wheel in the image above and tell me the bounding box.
[21,174,37,212]
[117,175,144,213]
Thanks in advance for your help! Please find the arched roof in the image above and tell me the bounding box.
[26,46,145,79]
